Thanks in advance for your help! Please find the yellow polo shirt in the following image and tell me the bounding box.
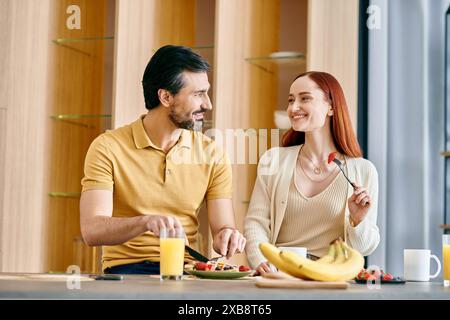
[81,115,232,271]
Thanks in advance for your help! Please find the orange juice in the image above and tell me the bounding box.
[444,244,450,281]
[160,238,185,279]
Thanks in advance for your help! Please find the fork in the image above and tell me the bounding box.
[209,255,225,262]
[330,157,357,190]
[329,155,369,206]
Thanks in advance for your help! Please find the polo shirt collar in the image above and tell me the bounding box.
[178,129,192,149]
[131,115,192,150]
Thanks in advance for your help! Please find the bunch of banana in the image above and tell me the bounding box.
[259,239,364,282]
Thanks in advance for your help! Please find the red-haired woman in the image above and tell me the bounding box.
[244,71,380,275]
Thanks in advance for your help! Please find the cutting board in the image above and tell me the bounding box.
[256,277,349,289]
[261,271,296,280]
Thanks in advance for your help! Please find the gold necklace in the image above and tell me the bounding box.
[298,146,337,182]
[300,146,330,175]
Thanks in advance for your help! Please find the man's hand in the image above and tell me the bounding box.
[207,199,246,258]
[145,215,186,242]
[212,227,246,259]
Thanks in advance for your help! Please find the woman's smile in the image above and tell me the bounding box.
[290,111,308,120]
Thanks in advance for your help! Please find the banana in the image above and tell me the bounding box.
[259,241,364,282]
[258,243,308,279]
[315,239,345,265]
[315,242,336,264]
[331,240,346,264]
[279,241,364,282]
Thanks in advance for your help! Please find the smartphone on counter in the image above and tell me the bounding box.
[91,274,123,281]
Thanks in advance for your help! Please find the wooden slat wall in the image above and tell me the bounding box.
[0,0,7,270]
[45,0,107,272]
[214,0,279,266]
[0,0,52,272]
[0,109,6,269]
[112,0,156,129]
[154,0,196,46]
[307,0,360,129]
[278,0,308,110]
[112,0,196,129]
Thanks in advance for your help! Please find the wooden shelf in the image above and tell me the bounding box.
[50,114,111,128]
[52,36,114,56]
[50,114,111,119]
[245,52,306,73]
[52,36,114,44]
[441,151,450,157]
[440,224,450,230]
[48,192,81,198]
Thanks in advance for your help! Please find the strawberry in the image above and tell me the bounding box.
[382,273,394,281]
[357,269,366,280]
[195,262,208,271]
[328,152,338,164]
[364,272,374,281]
[366,275,377,281]
[239,265,250,272]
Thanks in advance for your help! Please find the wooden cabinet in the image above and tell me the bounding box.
[0,0,53,273]
[45,0,114,273]
[443,7,450,235]
[0,0,359,272]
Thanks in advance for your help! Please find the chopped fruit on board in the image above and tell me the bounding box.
[356,268,399,282]
[239,265,251,272]
[382,273,394,281]
[194,262,208,271]
[188,260,252,273]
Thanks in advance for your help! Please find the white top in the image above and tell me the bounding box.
[244,145,380,268]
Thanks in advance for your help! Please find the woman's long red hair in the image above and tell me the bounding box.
[281,71,362,158]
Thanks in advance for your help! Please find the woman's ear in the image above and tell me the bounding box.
[158,89,172,107]
[328,107,334,116]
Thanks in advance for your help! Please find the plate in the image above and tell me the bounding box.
[268,51,303,59]
[354,278,406,284]
[187,270,252,280]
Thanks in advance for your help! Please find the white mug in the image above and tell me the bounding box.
[267,247,307,273]
[278,246,307,258]
[404,249,441,282]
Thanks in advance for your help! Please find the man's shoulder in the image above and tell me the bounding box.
[95,123,133,147]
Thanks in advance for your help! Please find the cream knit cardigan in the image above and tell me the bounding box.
[244,145,380,268]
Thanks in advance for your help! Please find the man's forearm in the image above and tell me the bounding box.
[82,215,149,246]
[207,199,236,237]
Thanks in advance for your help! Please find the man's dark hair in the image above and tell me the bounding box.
[142,45,210,110]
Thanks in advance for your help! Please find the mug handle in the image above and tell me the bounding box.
[430,254,442,279]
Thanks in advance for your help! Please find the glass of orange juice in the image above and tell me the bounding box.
[160,228,185,281]
[444,234,450,287]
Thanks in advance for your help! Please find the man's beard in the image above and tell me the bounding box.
[168,104,206,130]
